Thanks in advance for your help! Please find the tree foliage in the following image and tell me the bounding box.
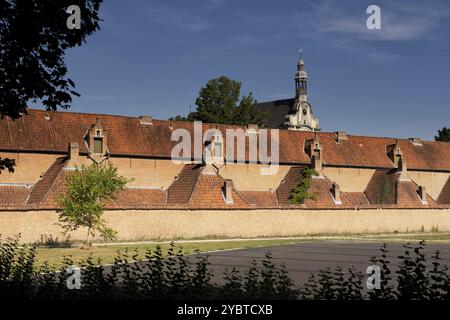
[0,0,103,173]
[57,163,130,246]
[435,127,450,142]
[170,76,269,127]
[0,158,15,174]
[289,168,318,204]
[0,238,298,299]
[3,237,450,300]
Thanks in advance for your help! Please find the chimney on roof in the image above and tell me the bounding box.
[311,155,323,175]
[139,115,153,125]
[398,157,407,173]
[309,134,323,175]
[331,182,342,205]
[335,131,348,143]
[409,137,423,146]
[396,153,411,181]
[67,142,79,168]
[223,179,234,204]
[418,186,427,204]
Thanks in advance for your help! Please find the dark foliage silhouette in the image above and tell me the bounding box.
[1,237,450,300]
[0,0,103,173]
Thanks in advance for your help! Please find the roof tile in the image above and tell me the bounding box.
[1,109,449,171]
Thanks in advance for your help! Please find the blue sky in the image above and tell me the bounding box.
[55,0,449,140]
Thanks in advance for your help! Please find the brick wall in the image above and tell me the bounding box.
[1,208,450,243]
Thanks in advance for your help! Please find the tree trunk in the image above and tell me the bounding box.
[83,226,92,249]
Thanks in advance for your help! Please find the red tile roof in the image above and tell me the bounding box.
[0,159,447,210]
[345,192,370,205]
[438,177,450,204]
[167,164,202,204]
[364,169,440,208]
[108,189,167,208]
[0,109,449,210]
[364,170,397,205]
[239,191,278,206]
[0,186,31,205]
[396,181,423,207]
[303,177,354,208]
[275,166,354,208]
[26,157,67,206]
[276,166,305,204]
[1,109,449,171]
[188,171,250,209]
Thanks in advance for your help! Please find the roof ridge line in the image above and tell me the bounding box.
[38,157,68,205]
[187,165,206,205]
[6,109,443,145]
[26,157,67,205]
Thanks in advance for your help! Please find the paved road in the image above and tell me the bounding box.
[201,241,450,286]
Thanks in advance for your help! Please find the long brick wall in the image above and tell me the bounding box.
[1,208,450,243]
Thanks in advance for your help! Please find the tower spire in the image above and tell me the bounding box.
[285,51,319,131]
[295,51,308,101]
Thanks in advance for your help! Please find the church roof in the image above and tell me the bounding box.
[255,98,295,128]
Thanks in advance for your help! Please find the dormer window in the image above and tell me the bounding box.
[85,119,108,159]
[93,137,103,154]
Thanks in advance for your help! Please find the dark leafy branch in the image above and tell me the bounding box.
[0,1,103,174]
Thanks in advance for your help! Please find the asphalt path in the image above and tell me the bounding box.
[200,241,450,286]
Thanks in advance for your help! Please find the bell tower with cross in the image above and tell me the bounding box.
[285,50,320,131]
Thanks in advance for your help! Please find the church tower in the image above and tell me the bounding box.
[295,58,308,101]
[284,55,319,131]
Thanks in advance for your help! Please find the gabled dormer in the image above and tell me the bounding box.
[387,141,410,181]
[387,141,402,168]
[85,118,108,163]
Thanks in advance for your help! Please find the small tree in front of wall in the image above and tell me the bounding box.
[57,163,131,248]
[289,168,318,204]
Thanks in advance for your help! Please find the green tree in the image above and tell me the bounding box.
[435,127,450,142]
[0,0,103,173]
[168,115,189,122]
[289,168,318,204]
[57,163,130,247]
[171,76,269,126]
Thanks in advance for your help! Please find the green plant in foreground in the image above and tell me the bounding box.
[2,236,450,300]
